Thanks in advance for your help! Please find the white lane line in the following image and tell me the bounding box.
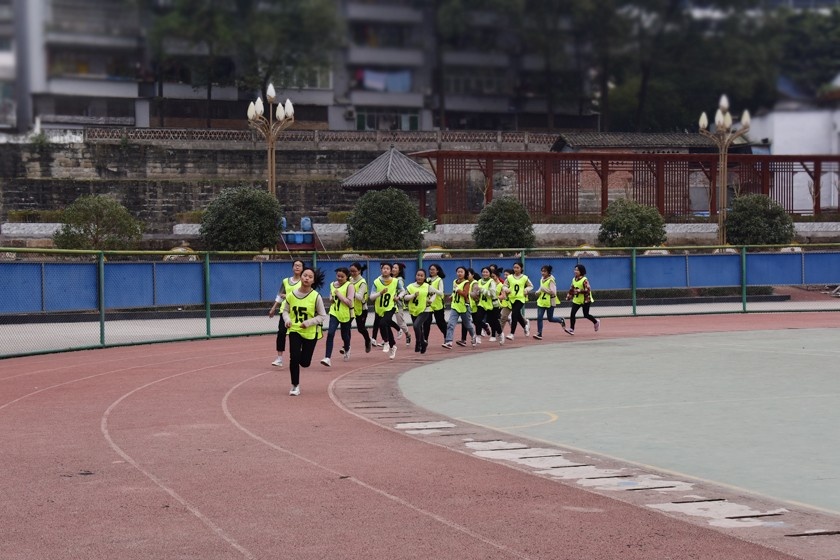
[226,372,535,560]
[0,352,226,412]
[101,358,259,560]
[0,346,195,382]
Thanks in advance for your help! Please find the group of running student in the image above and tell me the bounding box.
[268,259,600,396]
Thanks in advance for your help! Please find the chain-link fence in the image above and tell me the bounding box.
[2,245,840,358]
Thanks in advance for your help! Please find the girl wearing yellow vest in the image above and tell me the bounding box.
[564,264,600,335]
[281,266,327,396]
[349,262,373,353]
[533,265,567,340]
[403,268,434,354]
[425,264,448,344]
[457,268,480,346]
[474,266,503,342]
[503,262,533,340]
[320,267,355,367]
[442,266,477,349]
[268,259,304,367]
[369,263,399,360]
[490,269,507,345]
[391,262,412,345]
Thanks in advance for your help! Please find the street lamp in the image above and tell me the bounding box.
[247,84,294,197]
[698,94,751,245]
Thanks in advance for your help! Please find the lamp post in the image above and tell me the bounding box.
[698,94,750,245]
[247,84,295,197]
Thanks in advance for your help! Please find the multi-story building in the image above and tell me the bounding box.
[14,0,145,131]
[10,0,596,133]
[0,0,14,129]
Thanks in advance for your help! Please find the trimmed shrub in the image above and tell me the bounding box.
[725,194,795,246]
[200,187,281,251]
[473,196,535,249]
[346,188,424,251]
[53,195,143,250]
[597,198,666,248]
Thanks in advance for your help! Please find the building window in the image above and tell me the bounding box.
[0,80,15,128]
[48,48,140,80]
[351,23,413,48]
[352,68,413,93]
[355,107,419,131]
[444,67,509,96]
[285,66,333,90]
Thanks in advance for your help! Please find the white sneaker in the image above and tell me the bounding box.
[289,385,300,396]
[396,330,403,339]
[343,350,350,361]
[441,342,452,349]
[388,345,397,360]
[505,334,514,340]
[371,340,382,347]
[271,357,283,367]
[524,320,531,336]
[489,337,496,342]
[475,335,482,344]
[382,342,390,353]
[594,319,601,332]
[320,357,331,367]
[499,335,505,345]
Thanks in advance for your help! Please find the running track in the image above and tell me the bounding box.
[1,313,838,559]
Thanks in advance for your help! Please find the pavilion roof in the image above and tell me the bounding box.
[341,146,436,190]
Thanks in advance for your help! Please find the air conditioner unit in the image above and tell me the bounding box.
[344,109,356,120]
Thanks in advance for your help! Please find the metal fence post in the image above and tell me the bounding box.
[204,252,212,337]
[98,252,106,346]
[631,248,638,316]
[741,246,747,312]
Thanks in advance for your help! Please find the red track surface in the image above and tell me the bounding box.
[1,313,838,559]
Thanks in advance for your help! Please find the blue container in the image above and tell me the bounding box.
[302,233,313,244]
[301,217,312,232]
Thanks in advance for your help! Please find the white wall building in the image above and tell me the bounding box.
[750,77,840,211]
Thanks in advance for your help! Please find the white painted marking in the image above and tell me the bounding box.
[577,474,693,492]
[648,501,788,528]
[395,421,456,430]
[465,441,529,451]
[404,429,449,435]
[535,466,625,480]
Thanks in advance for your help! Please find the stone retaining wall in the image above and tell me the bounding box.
[6,222,838,250]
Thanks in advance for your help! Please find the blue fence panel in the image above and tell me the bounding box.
[577,256,631,290]
[210,262,261,303]
[105,262,154,309]
[0,263,42,313]
[156,262,204,306]
[636,255,687,289]
[746,253,802,285]
[804,252,840,284]
[261,262,292,301]
[44,263,98,311]
[687,254,741,287]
